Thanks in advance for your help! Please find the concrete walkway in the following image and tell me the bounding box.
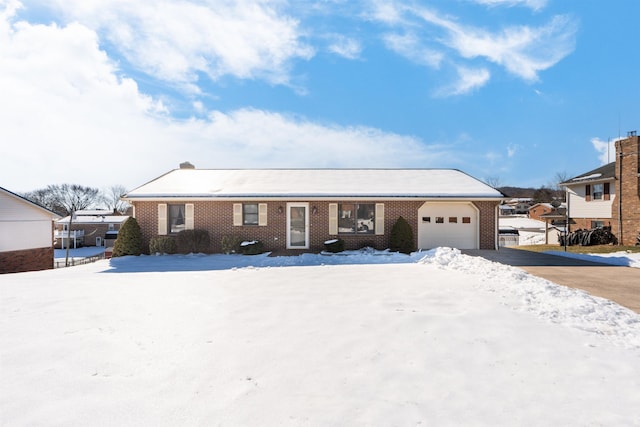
[463,248,640,313]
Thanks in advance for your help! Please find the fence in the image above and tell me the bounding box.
[54,253,105,269]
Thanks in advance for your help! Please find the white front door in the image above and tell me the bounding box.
[96,236,102,247]
[287,203,309,249]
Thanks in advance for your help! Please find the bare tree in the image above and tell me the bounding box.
[46,184,101,266]
[484,176,502,188]
[549,171,570,201]
[24,184,100,266]
[103,184,131,214]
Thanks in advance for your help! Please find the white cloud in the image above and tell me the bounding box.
[0,10,452,192]
[368,2,577,92]
[471,0,548,11]
[507,144,518,158]
[410,7,577,82]
[591,137,617,165]
[33,0,315,88]
[327,35,362,59]
[436,66,490,96]
[382,32,443,68]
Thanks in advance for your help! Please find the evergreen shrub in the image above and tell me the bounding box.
[389,216,414,254]
[324,238,345,253]
[112,217,143,257]
[221,235,244,254]
[176,229,211,254]
[239,240,264,255]
[149,236,177,254]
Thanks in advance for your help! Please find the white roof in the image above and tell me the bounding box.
[499,217,547,230]
[58,215,129,224]
[125,169,504,199]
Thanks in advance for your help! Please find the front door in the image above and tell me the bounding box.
[287,203,309,249]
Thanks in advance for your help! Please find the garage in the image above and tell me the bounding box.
[418,202,479,249]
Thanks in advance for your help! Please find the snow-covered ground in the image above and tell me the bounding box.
[2,248,640,426]
[547,249,640,268]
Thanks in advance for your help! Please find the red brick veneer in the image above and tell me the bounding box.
[0,247,54,274]
[132,199,499,253]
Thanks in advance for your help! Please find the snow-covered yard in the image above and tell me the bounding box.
[2,248,640,426]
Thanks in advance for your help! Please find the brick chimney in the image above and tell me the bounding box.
[613,132,640,245]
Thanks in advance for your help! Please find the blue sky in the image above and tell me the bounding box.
[1,0,638,193]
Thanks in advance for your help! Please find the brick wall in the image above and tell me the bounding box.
[612,135,640,245]
[474,201,499,249]
[132,199,499,253]
[0,247,54,274]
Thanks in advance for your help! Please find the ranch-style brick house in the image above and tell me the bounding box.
[123,164,505,253]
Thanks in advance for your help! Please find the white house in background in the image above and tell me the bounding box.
[0,186,60,274]
[55,210,129,248]
[499,216,560,246]
[560,162,616,231]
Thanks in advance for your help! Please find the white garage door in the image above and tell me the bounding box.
[417,202,479,249]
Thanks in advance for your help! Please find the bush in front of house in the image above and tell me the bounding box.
[324,238,345,253]
[389,216,414,254]
[149,236,178,254]
[177,229,211,254]
[112,217,143,257]
[239,240,264,255]
[221,235,244,254]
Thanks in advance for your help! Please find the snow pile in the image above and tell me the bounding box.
[546,250,640,268]
[419,247,640,348]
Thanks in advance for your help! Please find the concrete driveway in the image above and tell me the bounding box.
[463,248,640,313]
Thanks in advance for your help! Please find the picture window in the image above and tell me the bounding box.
[338,203,375,234]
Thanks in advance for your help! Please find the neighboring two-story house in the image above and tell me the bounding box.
[123,166,505,253]
[561,132,639,245]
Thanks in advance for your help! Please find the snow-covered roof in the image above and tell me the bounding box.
[499,217,547,230]
[124,169,504,200]
[57,215,129,224]
[562,162,615,186]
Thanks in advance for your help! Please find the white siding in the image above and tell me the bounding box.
[0,191,54,252]
[566,182,614,219]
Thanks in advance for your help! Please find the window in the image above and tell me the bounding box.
[449,217,457,223]
[338,203,375,234]
[169,204,185,234]
[593,183,603,200]
[243,203,259,225]
[462,217,471,224]
[591,220,604,228]
[108,223,115,231]
[422,217,431,223]
[435,217,444,223]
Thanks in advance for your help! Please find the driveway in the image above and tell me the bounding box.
[463,248,640,313]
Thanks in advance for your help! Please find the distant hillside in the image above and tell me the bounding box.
[497,186,537,198]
